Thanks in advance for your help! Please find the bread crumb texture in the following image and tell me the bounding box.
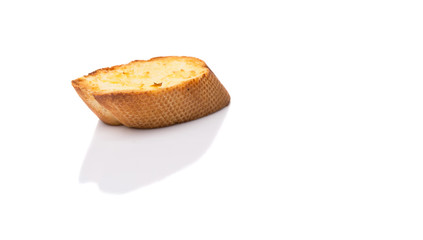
[72,56,230,128]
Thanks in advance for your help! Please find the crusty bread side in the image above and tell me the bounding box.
[72,79,122,125]
[71,56,230,128]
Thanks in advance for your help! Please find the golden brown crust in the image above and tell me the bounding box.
[71,56,230,128]
[72,79,122,125]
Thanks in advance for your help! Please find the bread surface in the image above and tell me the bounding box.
[72,56,230,128]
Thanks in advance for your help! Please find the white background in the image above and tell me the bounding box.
[1,0,422,239]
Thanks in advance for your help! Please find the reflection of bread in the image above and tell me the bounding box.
[72,56,230,128]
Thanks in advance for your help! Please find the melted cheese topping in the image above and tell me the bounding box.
[86,58,206,92]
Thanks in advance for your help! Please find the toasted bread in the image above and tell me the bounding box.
[72,56,230,128]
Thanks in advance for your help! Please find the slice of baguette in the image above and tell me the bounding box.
[72,56,230,128]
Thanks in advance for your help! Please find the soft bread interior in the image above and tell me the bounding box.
[83,57,207,92]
